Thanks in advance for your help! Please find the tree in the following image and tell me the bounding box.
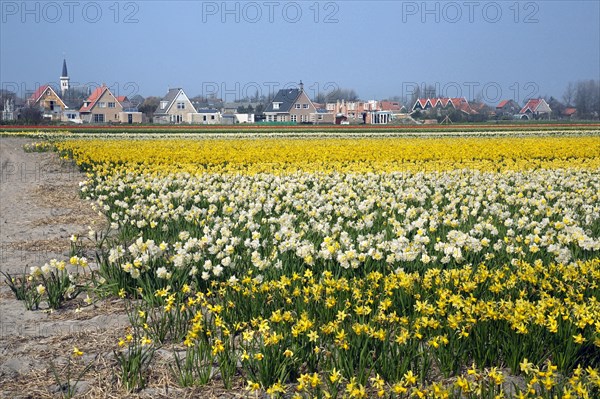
[314,92,326,104]
[138,96,160,121]
[423,85,436,99]
[546,96,565,119]
[562,82,576,107]
[409,86,421,109]
[321,88,359,103]
[574,80,600,119]
[19,105,43,124]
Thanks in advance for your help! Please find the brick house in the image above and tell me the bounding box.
[79,85,142,123]
[496,100,521,117]
[264,82,333,124]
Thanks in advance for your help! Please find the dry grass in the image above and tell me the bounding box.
[30,184,105,229]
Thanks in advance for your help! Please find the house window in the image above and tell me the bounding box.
[273,103,280,110]
[93,114,105,123]
[303,104,309,109]
[301,115,307,122]
[177,102,185,110]
[98,102,106,108]
[295,104,301,109]
[291,115,297,122]
[161,101,168,109]
[211,115,215,120]
[108,102,115,108]
[203,115,207,121]
[318,114,323,120]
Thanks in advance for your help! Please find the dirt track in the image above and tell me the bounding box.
[0,138,243,398]
[0,137,129,398]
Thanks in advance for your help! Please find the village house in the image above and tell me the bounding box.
[412,97,476,114]
[153,88,197,124]
[326,99,385,124]
[264,82,334,124]
[562,107,577,119]
[496,100,521,118]
[27,84,67,121]
[79,84,142,123]
[519,98,552,119]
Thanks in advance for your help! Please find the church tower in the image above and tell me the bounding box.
[60,58,70,95]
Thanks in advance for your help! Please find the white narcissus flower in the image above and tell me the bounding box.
[156,267,171,279]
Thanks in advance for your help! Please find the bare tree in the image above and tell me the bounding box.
[409,86,421,109]
[423,85,436,99]
[562,82,576,107]
[574,80,600,119]
[19,105,43,124]
[324,88,359,102]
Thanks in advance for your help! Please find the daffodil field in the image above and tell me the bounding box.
[6,130,600,397]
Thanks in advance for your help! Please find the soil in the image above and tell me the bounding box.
[0,137,245,398]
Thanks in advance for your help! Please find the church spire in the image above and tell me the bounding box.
[61,58,68,78]
[60,58,70,95]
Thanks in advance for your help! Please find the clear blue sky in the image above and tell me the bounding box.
[1,0,599,104]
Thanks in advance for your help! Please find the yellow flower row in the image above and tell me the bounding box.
[57,136,600,174]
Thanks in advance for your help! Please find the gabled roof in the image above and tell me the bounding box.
[563,107,577,116]
[497,100,510,108]
[116,96,128,103]
[264,88,301,113]
[29,84,51,104]
[79,85,119,113]
[28,85,67,108]
[470,102,487,113]
[437,98,451,108]
[413,97,477,114]
[520,98,550,114]
[413,98,429,109]
[154,88,192,115]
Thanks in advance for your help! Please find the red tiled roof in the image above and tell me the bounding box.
[28,84,50,104]
[470,102,487,112]
[80,86,107,113]
[497,100,510,108]
[417,98,428,108]
[438,98,451,107]
[520,99,541,114]
[563,107,577,116]
[116,96,127,103]
[380,101,401,111]
[450,98,466,108]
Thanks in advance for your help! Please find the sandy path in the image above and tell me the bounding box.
[0,138,246,398]
[0,137,130,398]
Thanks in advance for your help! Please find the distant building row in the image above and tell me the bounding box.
[3,59,579,124]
